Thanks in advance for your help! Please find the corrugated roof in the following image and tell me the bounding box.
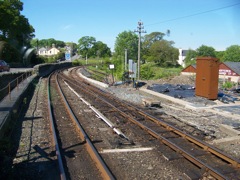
[223,62,240,75]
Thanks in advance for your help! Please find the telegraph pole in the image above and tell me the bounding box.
[134,21,146,81]
[125,49,127,71]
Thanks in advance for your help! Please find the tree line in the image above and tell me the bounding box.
[184,45,240,67]
[0,0,34,63]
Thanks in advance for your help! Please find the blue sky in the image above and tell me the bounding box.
[21,0,240,51]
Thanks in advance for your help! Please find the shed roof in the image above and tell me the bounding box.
[223,62,240,75]
[182,64,196,71]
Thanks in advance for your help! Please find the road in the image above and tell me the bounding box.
[9,68,33,73]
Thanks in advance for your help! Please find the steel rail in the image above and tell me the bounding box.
[64,81,129,140]
[47,71,67,180]
[55,71,115,180]
[61,68,240,179]
[74,69,240,168]
[63,78,226,179]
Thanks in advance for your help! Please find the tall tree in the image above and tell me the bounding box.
[222,45,240,62]
[78,36,96,58]
[92,41,111,58]
[0,0,35,47]
[114,31,138,60]
[142,32,165,49]
[142,31,166,61]
[148,40,178,66]
[196,45,216,57]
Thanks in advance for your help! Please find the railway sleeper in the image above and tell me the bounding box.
[157,144,211,179]
[214,164,240,175]
[160,132,180,139]
[184,167,205,180]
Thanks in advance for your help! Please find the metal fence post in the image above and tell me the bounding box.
[8,82,11,100]
[17,77,19,90]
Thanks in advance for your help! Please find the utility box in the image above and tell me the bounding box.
[195,57,219,100]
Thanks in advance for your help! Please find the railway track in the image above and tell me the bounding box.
[83,67,110,84]
[47,70,115,179]
[59,67,240,179]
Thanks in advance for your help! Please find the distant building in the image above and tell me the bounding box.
[38,44,60,56]
[219,62,240,83]
[178,48,188,67]
[181,62,240,83]
[181,64,196,75]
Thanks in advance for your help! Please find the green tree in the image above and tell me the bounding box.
[147,40,178,67]
[222,45,240,62]
[184,49,197,67]
[196,45,216,57]
[0,0,35,48]
[0,41,21,62]
[142,32,165,49]
[215,51,225,62]
[78,36,96,58]
[114,31,138,60]
[142,32,165,61]
[31,38,65,48]
[92,41,111,58]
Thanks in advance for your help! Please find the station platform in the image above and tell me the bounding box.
[141,87,240,120]
[0,75,37,138]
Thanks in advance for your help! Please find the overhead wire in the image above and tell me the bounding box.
[145,2,240,27]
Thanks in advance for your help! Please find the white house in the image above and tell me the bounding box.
[178,48,188,67]
[38,44,60,56]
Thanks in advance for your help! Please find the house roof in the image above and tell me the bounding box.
[182,50,188,56]
[223,62,240,75]
[38,47,59,51]
[39,47,47,51]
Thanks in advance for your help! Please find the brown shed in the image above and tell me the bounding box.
[195,57,219,100]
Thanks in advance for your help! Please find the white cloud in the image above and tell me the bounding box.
[63,24,73,30]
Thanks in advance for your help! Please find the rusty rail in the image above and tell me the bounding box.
[56,71,115,180]
[61,67,240,179]
[47,71,67,180]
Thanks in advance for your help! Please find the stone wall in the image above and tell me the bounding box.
[34,61,72,77]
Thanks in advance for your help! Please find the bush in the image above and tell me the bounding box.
[152,67,181,79]
[222,81,234,89]
[72,60,83,66]
[140,63,154,80]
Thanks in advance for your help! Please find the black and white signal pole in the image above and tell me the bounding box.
[134,21,146,81]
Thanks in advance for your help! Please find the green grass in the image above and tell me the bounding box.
[86,61,183,81]
[140,62,182,80]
